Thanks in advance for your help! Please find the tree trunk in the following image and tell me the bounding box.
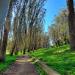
[0,28,8,62]
[0,0,9,62]
[23,48,26,54]
[67,0,75,50]
[10,42,16,56]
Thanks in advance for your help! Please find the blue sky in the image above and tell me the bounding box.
[44,0,67,32]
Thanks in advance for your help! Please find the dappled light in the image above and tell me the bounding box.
[0,0,75,75]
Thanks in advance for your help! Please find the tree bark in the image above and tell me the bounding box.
[10,42,16,56]
[23,48,26,54]
[67,0,75,50]
[0,28,8,62]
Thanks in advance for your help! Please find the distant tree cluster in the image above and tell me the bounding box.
[48,9,69,46]
[48,0,75,50]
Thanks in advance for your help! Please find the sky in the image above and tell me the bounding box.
[44,0,67,32]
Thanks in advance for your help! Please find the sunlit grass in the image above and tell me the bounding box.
[34,63,47,75]
[29,45,75,75]
[0,55,16,72]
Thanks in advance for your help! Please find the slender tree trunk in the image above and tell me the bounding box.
[28,27,33,51]
[10,42,16,56]
[67,0,75,50]
[0,0,9,62]
[23,48,26,54]
[0,28,8,62]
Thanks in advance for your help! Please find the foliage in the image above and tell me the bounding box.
[48,9,69,46]
[0,55,16,72]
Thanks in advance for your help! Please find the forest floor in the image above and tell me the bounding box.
[2,55,38,75]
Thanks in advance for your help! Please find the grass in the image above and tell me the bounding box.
[29,45,75,75]
[34,62,47,75]
[0,55,16,72]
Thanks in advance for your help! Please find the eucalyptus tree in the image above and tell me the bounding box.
[33,8,46,49]
[0,0,8,61]
[0,0,13,62]
[9,0,47,55]
[15,0,46,52]
[26,0,46,51]
[0,1,5,50]
[67,0,75,50]
[0,0,20,61]
[48,9,69,46]
[54,10,69,45]
[10,0,25,55]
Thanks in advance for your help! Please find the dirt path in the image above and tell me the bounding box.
[2,55,38,75]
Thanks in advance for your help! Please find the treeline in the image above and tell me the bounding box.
[48,9,69,46]
[0,0,49,62]
[48,0,75,50]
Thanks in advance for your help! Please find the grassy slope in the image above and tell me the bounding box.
[30,45,75,75]
[34,63,47,75]
[0,55,16,72]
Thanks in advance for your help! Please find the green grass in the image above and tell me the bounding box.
[29,45,75,75]
[34,62,47,75]
[0,55,16,72]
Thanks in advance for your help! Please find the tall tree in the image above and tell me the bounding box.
[0,0,9,62]
[0,0,16,62]
[67,0,75,50]
[48,10,69,46]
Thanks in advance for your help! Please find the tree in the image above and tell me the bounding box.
[0,0,9,62]
[4,0,47,55]
[0,0,16,62]
[48,9,69,46]
[67,0,75,50]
